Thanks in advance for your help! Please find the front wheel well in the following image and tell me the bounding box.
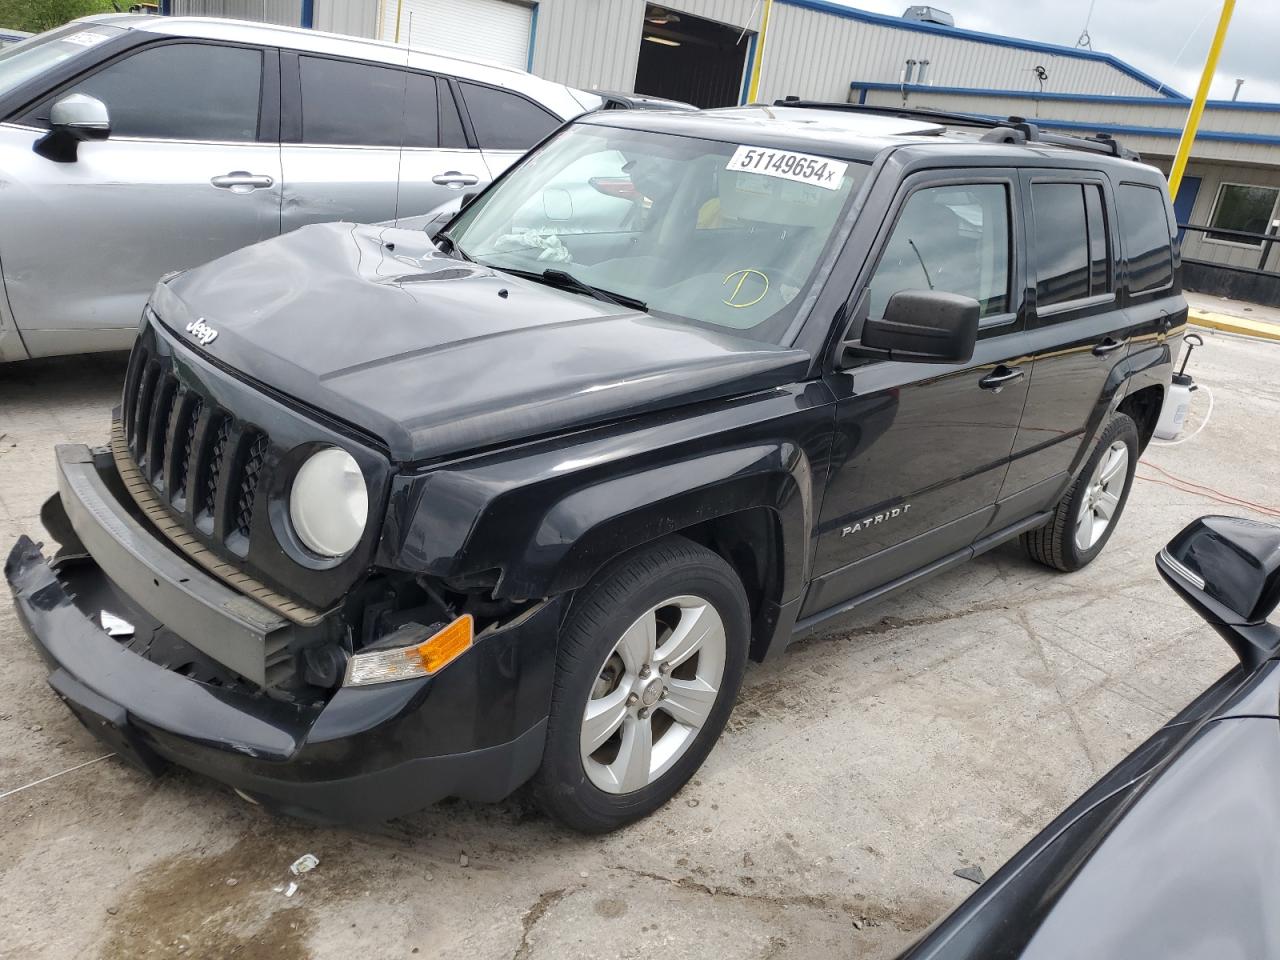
[675,507,784,662]
[1118,384,1165,452]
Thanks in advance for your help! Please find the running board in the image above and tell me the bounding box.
[792,509,1053,638]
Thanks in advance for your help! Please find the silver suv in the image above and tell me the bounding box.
[0,15,600,361]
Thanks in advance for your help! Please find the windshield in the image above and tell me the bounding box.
[446,124,868,343]
[0,23,124,101]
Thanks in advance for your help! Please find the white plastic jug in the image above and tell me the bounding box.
[1154,333,1204,441]
[1154,374,1195,440]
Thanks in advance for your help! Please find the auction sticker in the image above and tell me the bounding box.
[725,145,848,191]
[60,31,110,47]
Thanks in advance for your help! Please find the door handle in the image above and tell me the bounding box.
[979,365,1024,392]
[210,171,274,192]
[1092,337,1126,357]
[432,171,480,188]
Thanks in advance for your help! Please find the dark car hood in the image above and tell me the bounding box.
[153,223,811,462]
[902,659,1280,960]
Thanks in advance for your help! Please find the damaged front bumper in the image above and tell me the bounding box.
[5,444,559,823]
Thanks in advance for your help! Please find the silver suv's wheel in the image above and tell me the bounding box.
[1023,412,1139,572]
[533,537,749,833]
[581,596,727,794]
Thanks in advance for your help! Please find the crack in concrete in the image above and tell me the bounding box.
[1014,608,1103,775]
[513,887,568,960]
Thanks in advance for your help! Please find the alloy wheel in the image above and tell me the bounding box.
[580,595,727,794]
[1074,439,1129,552]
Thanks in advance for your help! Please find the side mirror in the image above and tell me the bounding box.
[35,93,110,163]
[844,290,979,365]
[1157,516,1280,669]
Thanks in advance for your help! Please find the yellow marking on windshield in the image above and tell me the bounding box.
[722,269,769,308]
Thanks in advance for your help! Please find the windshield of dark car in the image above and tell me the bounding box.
[0,23,125,100]
[446,124,868,344]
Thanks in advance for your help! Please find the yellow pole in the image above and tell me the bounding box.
[394,0,405,43]
[1168,0,1235,199]
[746,0,774,104]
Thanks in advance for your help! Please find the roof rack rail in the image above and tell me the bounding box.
[772,98,1141,162]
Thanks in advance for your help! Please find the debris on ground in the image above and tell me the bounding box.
[954,865,986,885]
[290,854,320,876]
[459,853,470,868]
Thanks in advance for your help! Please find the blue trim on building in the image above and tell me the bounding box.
[739,31,758,104]
[300,0,313,29]
[779,0,1186,98]
[851,80,1192,106]
[527,3,539,73]
[960,112,1280,147]
[850,80,1280,113]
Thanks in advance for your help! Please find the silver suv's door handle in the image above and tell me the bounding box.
[432,171,480,188]
[979,365,1024,392]
[210,171,274,192]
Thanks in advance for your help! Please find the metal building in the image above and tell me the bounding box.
[167,0,1173,104]
[162,0,1280,302]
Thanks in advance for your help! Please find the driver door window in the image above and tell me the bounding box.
[867,183,1011,322]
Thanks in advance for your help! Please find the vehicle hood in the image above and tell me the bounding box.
[153,223,810,462]
[902,660,1280,960]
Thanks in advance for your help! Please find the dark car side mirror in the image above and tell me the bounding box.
[1157,516,1280,669]
[844,290,979,365]
[35,93,111,163]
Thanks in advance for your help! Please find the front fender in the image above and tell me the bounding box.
[525,441,812,600]
[377,382,835,610]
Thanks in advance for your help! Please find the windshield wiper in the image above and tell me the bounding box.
[500,266,647,312]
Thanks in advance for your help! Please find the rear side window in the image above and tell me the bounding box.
[459,81,559,150]
[1032,181,1111,308]
[1118,183,1174,294]
[58,43,261,141]
[868,183,1011,320]
[299,56,439,147]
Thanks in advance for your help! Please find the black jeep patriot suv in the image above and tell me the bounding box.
[7,103,1185,833]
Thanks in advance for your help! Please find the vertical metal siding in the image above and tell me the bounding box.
[756,3,1154,103]
[313,0,378,37]
[169,0,302,26]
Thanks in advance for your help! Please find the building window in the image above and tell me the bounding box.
[1207,183,1279,246]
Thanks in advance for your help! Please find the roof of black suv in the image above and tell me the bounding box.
[579,102,1154,176]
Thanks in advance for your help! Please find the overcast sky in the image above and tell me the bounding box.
[831,0,1280,102]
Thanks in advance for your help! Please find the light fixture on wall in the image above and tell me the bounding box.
[646,8,681,25]
[644,35,682,46]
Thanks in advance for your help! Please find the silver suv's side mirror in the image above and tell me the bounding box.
[1158,516,1280,669]
[35,93,111,163]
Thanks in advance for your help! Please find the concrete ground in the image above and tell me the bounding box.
[1,326,1275,960]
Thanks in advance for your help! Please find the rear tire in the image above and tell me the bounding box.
[1022,413,1139,572]
[533,536,749,833]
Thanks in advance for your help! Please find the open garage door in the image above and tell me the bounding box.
[380,0,533,70]
[634,4,751,108]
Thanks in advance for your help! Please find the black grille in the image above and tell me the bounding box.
[234,433,268,539]
[122,342,271,555]
[201,416,232,522]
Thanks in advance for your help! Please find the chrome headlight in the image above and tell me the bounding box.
[289,448,368,557]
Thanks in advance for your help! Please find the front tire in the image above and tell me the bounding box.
[533,536,749,833]
[1022,412,1139,572]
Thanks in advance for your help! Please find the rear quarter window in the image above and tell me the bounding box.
[459,81,559,150]
[1117,183,1174,295]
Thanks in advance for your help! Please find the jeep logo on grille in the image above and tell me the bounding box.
[185,318,218,346]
